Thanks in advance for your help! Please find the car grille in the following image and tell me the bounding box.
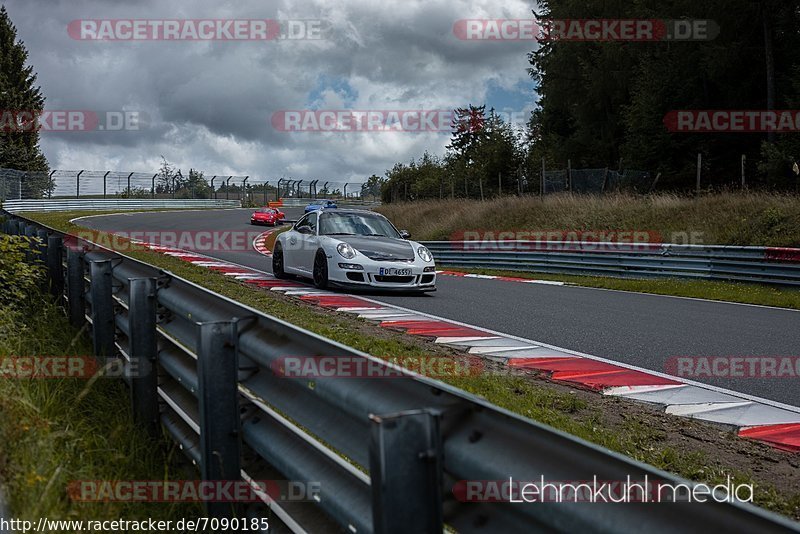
[373,275,414,283]
[420,274,435,284]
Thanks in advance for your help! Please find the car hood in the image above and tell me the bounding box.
[336,236,415,261]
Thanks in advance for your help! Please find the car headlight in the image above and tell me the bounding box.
[337,242,357,259]
[417,246,433,262]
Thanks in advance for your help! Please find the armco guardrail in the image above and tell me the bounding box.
[1,198,242,212]
[279,197,382,207]
[422,240,800,287]
[2,213,798,533]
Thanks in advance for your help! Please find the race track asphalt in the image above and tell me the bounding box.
[76,207,800,407]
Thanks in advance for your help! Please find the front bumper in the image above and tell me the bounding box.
[329,260,436,292]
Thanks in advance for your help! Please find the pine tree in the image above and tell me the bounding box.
[0,5,48,172]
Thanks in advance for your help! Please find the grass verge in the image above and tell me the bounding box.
[375,192,800,246]
[0,237,201,522]
[19,210,800,521]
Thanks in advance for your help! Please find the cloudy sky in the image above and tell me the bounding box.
[6,0,538,183]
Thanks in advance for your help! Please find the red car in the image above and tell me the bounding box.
[250,207,285,226]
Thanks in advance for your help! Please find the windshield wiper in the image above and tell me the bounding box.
[362,233,389,237]
[324,232,356,236]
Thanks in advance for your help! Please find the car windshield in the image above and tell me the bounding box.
[257,208,275,213]
[319,212,400,238]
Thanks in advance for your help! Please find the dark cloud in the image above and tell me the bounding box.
[4,0,536,180]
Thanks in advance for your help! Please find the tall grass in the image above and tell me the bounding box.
[377,192,800,246]
[0,236,201,521]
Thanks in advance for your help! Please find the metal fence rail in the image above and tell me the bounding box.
[2,199,242,212]
[2,212,798,533]
[0,167,379,204]
[422,241,800,287]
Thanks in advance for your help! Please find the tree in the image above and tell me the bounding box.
[156,156,176,194]
[0,5,48,174]
[361,174,385,199]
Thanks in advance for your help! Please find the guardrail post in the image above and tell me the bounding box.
[23,224,36,262]
[46,235,64,301]
[369,409,443,534]
[129,277,159,437]
[67,247,85,327]
[89,260,115,361]
[36,229,48,264]
[197,320,241,518]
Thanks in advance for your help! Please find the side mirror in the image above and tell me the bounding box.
[399,230,410,239]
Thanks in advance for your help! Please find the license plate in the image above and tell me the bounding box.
[379,268,411,276]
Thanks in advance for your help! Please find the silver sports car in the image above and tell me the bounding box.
[272,209,436,292]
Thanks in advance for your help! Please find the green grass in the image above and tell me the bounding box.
[445,267,800,309]
[19,210,800,521]
[0,277,202,521]
[376,192,800,246]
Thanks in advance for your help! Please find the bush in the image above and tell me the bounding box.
[0,235,43,309]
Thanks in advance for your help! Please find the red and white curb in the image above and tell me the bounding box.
[133,239,800,453]
[253,228,282,257]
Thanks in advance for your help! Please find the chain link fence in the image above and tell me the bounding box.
[542,167,652,194]
[0,168,377,206]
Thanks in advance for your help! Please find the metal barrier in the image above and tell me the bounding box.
[2,213,798,533]
[1,199,242,212]
[422,241,800,287]
[279,198,382,207]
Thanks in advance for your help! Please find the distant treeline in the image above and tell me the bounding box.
[379,0,800,202]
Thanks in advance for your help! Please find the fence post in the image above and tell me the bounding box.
[540,157,545,197]
[127,172,133,197]
[48,170,55,199]
[151,174,157,198]
[47,235,64,302]
[741,154,746,189]
[103,171,110,198]
[129,277,159,438]
[567,159,572,191]
[242,176,249,205]
[211,176,216,200]
[226,176,232,200]
[478,176,484,201]
[197,321,241,518]
[344,183,348,199]
[89,260,115,361]
[696,153,702,193]
[369,409,442,534]
[76,170,84,197]
[67,247,85,327]
[497,172,501,196]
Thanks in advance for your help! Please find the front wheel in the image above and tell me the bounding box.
[312,250,329,289]
[272,242,287,279]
